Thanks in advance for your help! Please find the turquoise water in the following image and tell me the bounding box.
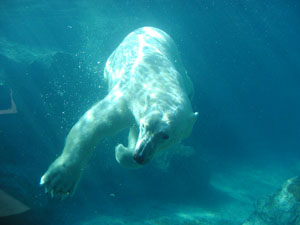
[0,1,300,224]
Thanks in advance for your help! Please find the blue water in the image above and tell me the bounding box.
[0,1,300,224]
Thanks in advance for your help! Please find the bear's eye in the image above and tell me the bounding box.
[162,134,169,140]
[158,132,169,140]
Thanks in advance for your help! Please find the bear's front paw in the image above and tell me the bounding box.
[40,156,82,199]
[115,144,141,169]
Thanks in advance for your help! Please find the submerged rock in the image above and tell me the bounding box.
[243,176,300,225]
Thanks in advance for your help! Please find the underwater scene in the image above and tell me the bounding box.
[1,0,300,224]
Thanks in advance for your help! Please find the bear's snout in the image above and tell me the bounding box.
[133,136,154,165]
[133,152,147,164]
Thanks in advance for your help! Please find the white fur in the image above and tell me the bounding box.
[40,27,197,198]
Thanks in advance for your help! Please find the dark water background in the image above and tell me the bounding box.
[0,0,300,224]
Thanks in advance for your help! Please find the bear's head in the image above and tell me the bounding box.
[133,109,197,165]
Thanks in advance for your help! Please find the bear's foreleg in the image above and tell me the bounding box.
[40,95,133,198]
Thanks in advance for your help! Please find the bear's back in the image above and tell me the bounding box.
[104,27,194,99]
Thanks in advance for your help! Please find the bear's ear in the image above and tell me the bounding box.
[189,112,198,126]
[192,112,198,123]
[182,112,198,139]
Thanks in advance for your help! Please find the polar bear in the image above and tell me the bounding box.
[40,27,197,198]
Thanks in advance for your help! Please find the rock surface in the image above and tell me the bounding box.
[243,176,300,225]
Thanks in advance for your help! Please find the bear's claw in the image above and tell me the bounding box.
[40,157,82,199]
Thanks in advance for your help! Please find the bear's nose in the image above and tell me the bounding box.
[134,134,155,165]
[133,152,146,164]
